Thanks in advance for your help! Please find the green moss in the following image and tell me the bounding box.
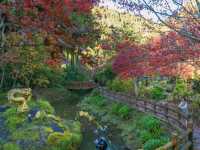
[11,128,40,141]
[3,107,26,131]
[0,98,82,150]
[3,143,21,150]
[29,99,55,114]
[47,131,74,150]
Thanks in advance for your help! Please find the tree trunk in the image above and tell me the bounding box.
[196,0,200,18]
[0,69,5,88]
[133,78,139,97]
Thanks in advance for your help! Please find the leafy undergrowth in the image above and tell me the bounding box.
[78,90,170,149]
[0,98,82,150]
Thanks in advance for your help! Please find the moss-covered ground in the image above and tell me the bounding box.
[0,95,82,150]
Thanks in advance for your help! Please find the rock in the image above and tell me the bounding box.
[0,105,10,112]
[50,123,64,133]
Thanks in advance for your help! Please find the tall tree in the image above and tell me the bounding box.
[105,0,200,42]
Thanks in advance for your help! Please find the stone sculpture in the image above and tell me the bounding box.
[7,88,32,112]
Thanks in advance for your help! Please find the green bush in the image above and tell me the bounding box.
[143,139,167,150]
[29,99,55,114]
[107,78,133,93]
[34,66,65,88]
[111,103,131,119]
[192,78,200,93]
[138,116,162,138]
[95,65,116,85]
[172,79,191,100]
[85,95,106,107]
[3,143,21,150]
[139,130,153,143]
[65,66,89,82]
[149,86,167,101]
[3,107,26,131]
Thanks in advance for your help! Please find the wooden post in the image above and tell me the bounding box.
[153,103,157,115]
[165,103,169,121]
[172,133,178,150]
[177,109,182,127]
[187,120,193,150]
[144,101,147,111]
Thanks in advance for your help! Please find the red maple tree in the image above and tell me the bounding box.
[113,31,200,79]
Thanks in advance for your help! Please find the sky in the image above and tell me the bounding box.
[97,0,188,22]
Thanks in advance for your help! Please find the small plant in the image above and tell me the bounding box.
[149,86,167,101]
[65,66,89,82]
[85,94,106,107]
[95,65,116,85]
[29,99,55,114]
[143,138,167,150]
[111,103,131,119]
[107,78,133,93]
[138,116,161,137]
[139,130,153,143]
[172,79,191,100]
[3,143,21,150]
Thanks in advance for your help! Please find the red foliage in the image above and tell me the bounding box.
[113,31,200,79]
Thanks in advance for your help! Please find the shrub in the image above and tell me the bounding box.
[107,78,133,93]
[85,95,106,107]
[65,66,89,82]
[3,107,26,131]
[143,139,166,150]
[139,130,153,143]
[192,78,200,93]
[3,143,21,150]
[34,66,65,88]
[172,79,191,100]
[111,103,131,119]
[11,128,40,141]
[29,99,55,114]
[149,86,167,101]
[138,116,161,138]
[95,65,116,85]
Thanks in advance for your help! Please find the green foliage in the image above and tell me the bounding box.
[138,116,161,137]
[85,94,106,107]
[139,79,168,100]
[143,138,167,150]
[95,65,116,85]
[3,107,26,131]
[172,79,191,100]
[1,32,53,89]
[135,115,168,149]
[93,7,165,44]
[3,143,21,150]
[65,66,89,82]
[11,128,40,141]
[107,78,133,93]
[192,78,200,93]
[111,103,131,119]
[149,86,167,100]
[29,99,55,114]
[33,66,65,88]
[0,97,82,150]
[47,122,82,150]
